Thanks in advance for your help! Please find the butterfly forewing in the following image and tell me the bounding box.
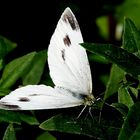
[48,8,92,95]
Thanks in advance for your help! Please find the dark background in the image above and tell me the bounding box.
[0,0,124,56]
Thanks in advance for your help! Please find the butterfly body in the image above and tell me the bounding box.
[0,7,94,110]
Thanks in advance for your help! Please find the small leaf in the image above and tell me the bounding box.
[0,52,36,89]
[3,123,16,140]
[104,64,124,100]
[81,43,140,78]
[0,36,17,59]
[118,86,134,109]
[118,102,140,140]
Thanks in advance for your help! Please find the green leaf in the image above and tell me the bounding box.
[118,86,134,109]
[81,43,140,78]
[3,123,16,140]
[123,18,140,54]
[0,52,36,89]
[0,36,17,59]
[40,114,120,139]
[118,102,140,140]
[104,64,124,100]
[0,36,17,71]
[22,50,47,85]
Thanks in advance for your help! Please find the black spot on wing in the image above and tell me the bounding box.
[63,35,71,46]
[62,11,79,30]
[0,102,20,110]
[19,97,30,102]
[61,49,65,61]
[29,94,38,96]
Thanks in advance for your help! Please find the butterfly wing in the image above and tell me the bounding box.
[0,85,83,110]
[48,7,92,95]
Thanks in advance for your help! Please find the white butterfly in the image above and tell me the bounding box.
[0,7,94,110]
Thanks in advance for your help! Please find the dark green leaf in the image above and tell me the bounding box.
[3,124,16,140]
[0,110,39,125]
[0,36,17,59]
[104,64,124,100]
[0,52,36,89]
[111,103,128,118]
[118,102,140,140]
[123,18,140,53]
[130,123,140,140]
[0,110,21,124]
[0,36,17,71]
[81,43,140,77]
[22,50,47,85]
[40,114,120,139]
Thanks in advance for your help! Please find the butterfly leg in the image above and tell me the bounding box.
[76,105,87,119]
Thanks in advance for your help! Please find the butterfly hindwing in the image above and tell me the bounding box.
[0,85,83,110]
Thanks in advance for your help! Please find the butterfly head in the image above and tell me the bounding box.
[83,94,102,109]
[84,94,95,106]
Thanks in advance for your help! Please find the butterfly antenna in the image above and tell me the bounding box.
[76,105,87,119]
